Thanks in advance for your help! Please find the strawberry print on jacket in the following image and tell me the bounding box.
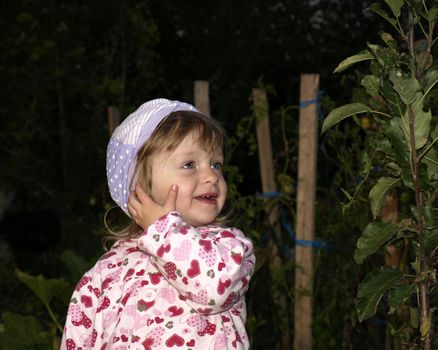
[61,212,255,350]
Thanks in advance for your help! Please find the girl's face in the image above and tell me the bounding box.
[149,132,227,227]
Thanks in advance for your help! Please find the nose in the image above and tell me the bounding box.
[202,166,219,184]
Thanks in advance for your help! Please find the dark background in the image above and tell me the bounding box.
[0,1,392,349]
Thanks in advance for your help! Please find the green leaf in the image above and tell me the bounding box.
[401,92,432,149]
[422,66,438,95]
[390,73,421,105]
[333,50,374,73]
[60,249,92,283]
[410,307,419,328]
[416,52,433,73]
[425,229,438,253]
[360,151,373,177]
[361,75,380,96]
[381,79,402,110]
[379,31,398,50]
[368,3,397,27]
[388,284,415,310]
[428,7,438,22]
[424,146,438,181]
[357,267,403,321]
[368,44,398,69]
[369,177,401,217]
[386,118,410,167]
[385,0,404,18]
[15,269,70,308]
[0,312,52,350]
[401,168,415,190]
[321,103,371,133]
[355,222,399,264]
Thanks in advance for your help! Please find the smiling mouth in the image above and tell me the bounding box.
[195,194,218,204]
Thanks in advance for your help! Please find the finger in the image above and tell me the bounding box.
[135,183,152,204]
[127,200,137,218]
[128,191,141,211]
[164,184,178,211]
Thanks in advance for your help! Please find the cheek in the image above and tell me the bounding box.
[150,182,169,206]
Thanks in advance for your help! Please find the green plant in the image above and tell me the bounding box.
[322,1,438,348]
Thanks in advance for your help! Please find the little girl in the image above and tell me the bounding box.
[61,98,255,350]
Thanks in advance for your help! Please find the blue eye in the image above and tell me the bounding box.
[211,162,223,170]
[183,161,194,169]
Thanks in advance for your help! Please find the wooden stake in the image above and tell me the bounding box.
[108,106,120,136]
[194,80,211,117]
[294,74,319,350]
[253,88,290,350]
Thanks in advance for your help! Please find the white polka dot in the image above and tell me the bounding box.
[120,155,124,160]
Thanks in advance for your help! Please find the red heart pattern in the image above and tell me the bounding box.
[63,213,255,350]
[186,259,200,278]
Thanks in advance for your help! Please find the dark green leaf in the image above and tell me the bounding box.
[401,163,429,190]
[355,222,399,264]
[321,103,371,133]
[381,79,402,111]
[424,147,438,181]
[0,312,52,350]
[425,229,438,253]
[428,7,438,22]
[333,50,374,73]
[357,268,403,321]
[15,269,70,308]
[390,73,421,105]
[379,31,398,50]
[416,52,433,73]
[385,0,404,18]
[369,177,401,217]
[405,0,421,12]
[361,75,380,96]
[386,118,409,169]
[388,284,415,310]
[410,307,419,328]
[368,3,397,27]
[422,66,438,94]
[401,93,431,149]
[360,151,372,177]
[60,249,92,283]
[401,168,415,190]
[368,44,398,69]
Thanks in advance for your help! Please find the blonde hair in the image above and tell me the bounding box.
[104,110,226,246]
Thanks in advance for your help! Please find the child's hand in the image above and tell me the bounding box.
[128,184,178,229]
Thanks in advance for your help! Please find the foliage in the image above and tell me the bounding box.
[0,0,412,349]
[322,1,438,348]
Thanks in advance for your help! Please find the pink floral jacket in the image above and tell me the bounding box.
[61,212,255,350]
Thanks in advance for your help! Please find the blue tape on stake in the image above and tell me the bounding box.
[256,191,281,199]
[280,208,335,249]
[299,90,325,121]
[255,191,334,249]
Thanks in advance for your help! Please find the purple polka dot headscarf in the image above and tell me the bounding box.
[106,98,198,217]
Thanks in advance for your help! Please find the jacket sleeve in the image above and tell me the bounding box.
[60,251,115,350]
[137,211,255,315]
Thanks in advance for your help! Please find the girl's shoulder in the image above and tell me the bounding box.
[199,224,245,237]
[96,239,142,266]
